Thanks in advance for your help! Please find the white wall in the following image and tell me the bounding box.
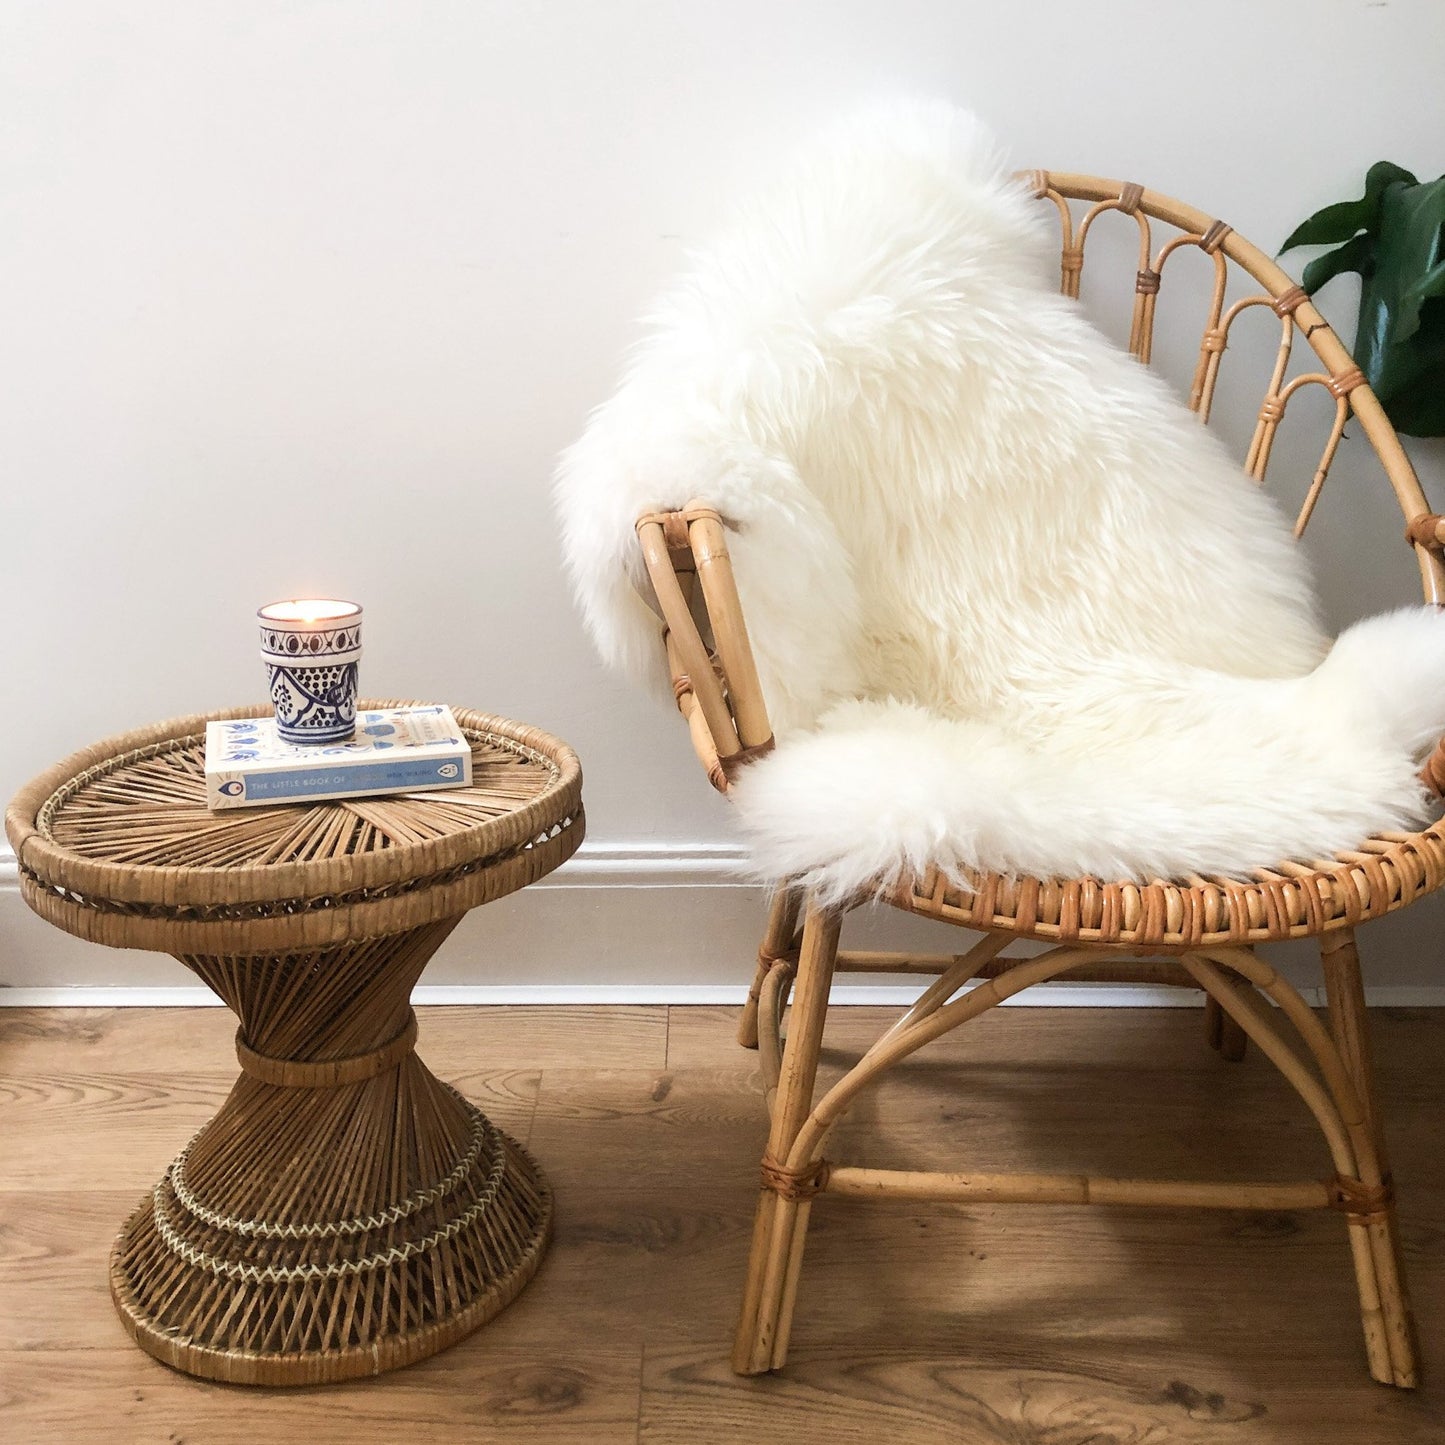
[4,0,1445,996]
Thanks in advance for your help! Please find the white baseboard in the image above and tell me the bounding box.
[530,841,754,888]
[4,841,1444,1004]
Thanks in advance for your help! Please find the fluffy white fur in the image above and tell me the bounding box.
[556,101,1445,901]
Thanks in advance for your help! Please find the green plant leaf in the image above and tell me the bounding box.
[1300,233,1374,292]
[1283,162,1445,436]
[1279,160,1418,252]
[1356,176,1445,421]
[1379,174,1445,344]
[1372,314,1445,434]
[1403,256,1445,311]
[1280,199,1373,252]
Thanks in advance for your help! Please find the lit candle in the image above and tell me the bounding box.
[258,599,363,744]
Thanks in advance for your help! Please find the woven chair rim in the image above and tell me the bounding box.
[5,700,583,909]
[888,819,1445,949]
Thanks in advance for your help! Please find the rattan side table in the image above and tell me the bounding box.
[5,702,584,1386]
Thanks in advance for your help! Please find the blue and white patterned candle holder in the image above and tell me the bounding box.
[257,599,363,745]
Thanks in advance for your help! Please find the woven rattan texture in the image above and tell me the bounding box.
[889,824,1445,950]
[100,916,561,1386]
[6,702,584,951]
[113,1078,554,1383]
[7,704,581,1384]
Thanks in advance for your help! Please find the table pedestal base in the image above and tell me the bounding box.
[107,921,552,1386]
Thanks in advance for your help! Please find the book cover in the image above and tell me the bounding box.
[205,705,473,810]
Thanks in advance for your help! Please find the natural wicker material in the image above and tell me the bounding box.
[889,829,1445,950]
[629,176,1433,1388]
[6,702,584,1386]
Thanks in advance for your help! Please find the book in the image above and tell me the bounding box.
[205,705,473,810]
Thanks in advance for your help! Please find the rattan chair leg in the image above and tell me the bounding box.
[724,929,1421,1387]
[1199,945,1417,1387]
[739,890,800,1049]
[1205,993,1249,1060]
[1183,951,1413,1388]
[758,958,796,1111]
[738,962,770,1051]
[1223,1006,1251,1060]
[770,1192,816,1369]
[1321,930,1420,1387]
[732,897,840,1375]
[862,931,1014,1061]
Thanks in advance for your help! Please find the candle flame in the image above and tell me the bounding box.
[259,599,361,624]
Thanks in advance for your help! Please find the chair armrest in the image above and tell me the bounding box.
[635,502,774,793]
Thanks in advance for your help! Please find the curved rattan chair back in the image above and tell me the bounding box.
[1028,171,1445,606]
[637,172,1445,798]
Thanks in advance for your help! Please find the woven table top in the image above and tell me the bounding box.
[7,702,584,953]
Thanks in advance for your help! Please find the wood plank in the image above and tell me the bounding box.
[0,1191,124,1351]
[420,1004,668,1070]
[0,1003,668,1073]
[640,1344,1445,1444]
[526,1068,765,1333]
[0,1346,643,1444]
[0,1006,237,1072]
[1,1003,1442,1439]
[529,1059,1444,1353]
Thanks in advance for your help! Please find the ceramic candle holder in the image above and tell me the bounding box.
[257,599,363,744]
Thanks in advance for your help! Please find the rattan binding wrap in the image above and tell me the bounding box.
[7,703,583,1385]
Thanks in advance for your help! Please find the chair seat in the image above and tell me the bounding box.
[888,820,1445,949]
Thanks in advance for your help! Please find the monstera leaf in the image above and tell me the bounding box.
[1281,161,1445,436]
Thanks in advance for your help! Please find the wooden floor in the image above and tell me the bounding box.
[1,1001,1442,1443]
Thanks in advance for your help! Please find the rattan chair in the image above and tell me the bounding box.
[631,173,1445,1388]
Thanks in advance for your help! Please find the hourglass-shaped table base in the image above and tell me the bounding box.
[108,920,552,1385]
[9,705,583,1386]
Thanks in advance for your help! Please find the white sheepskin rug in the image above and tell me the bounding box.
[556,100,1445,903]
